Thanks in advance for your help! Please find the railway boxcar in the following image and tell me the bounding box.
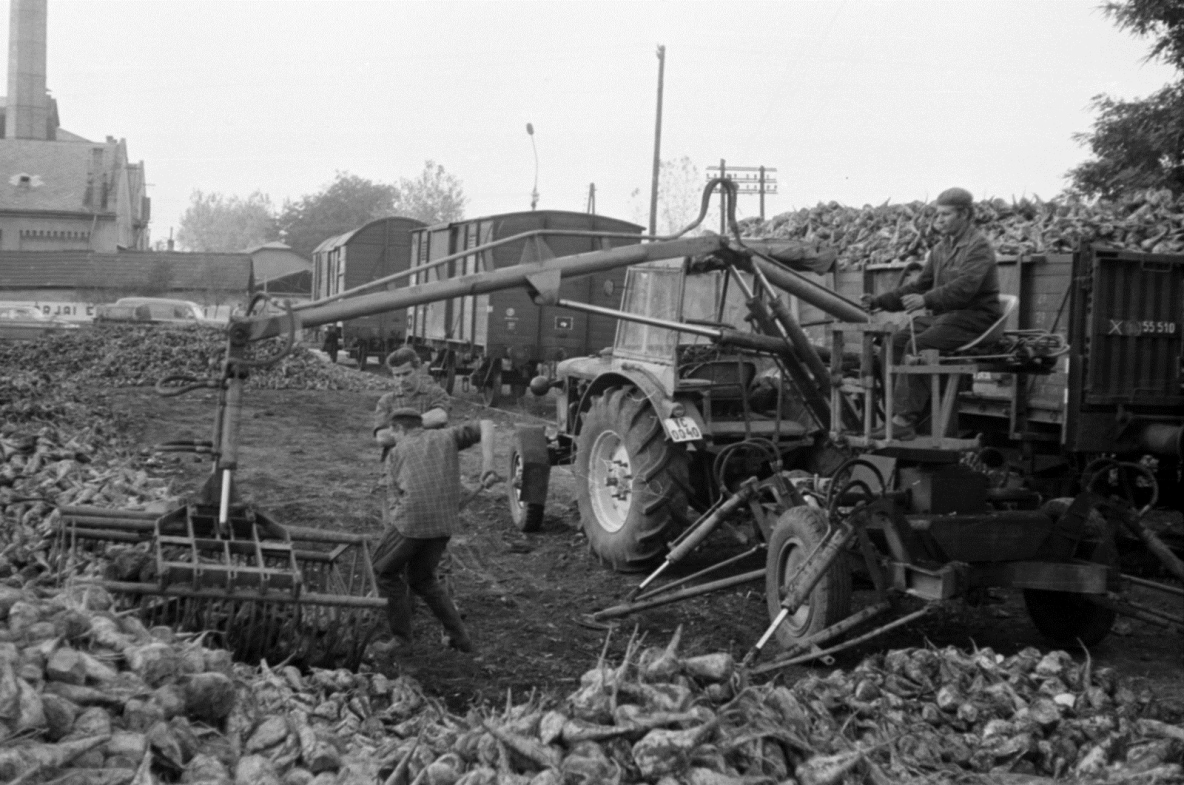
[311,215,426,367]
[406,211,644,402]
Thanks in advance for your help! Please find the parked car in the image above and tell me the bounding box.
[0,304,82,340]
[94,297,209,325]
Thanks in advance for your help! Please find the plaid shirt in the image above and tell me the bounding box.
[373,374,452,432]
[384,423,482,538]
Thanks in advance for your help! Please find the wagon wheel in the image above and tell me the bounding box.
[441,349,457,395]
[480,368,502,407]
[1082,458,1159,516]
[765,506,852,648]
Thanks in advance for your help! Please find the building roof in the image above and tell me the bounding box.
[0,137,122,214]
[0,250,253,292]
[244,241,312,282]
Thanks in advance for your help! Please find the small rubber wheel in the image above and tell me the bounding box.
[507,442,545,532]
[765,506,852,648]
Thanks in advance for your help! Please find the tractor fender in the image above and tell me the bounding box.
[570,365,706,442]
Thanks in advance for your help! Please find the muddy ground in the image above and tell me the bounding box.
[103,382,1184,714]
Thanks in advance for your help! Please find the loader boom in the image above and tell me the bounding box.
[240,234,729,341]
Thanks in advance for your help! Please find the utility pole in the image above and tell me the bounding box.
[706,163,778,222]
[586,183,596,214]
[527,123,539,210]
[648,45,666,236]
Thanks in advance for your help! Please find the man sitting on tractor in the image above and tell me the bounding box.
[861,187,1002,439]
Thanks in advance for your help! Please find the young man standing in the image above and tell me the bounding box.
[374,346,451,453]
[370,408,496,657]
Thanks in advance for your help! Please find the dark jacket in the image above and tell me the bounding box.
[871,226,1001,319]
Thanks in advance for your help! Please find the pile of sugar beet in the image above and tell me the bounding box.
[3,330,1183,785]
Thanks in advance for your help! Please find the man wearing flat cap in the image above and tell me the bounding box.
[861,187,1002,439]
[370,408,496,658]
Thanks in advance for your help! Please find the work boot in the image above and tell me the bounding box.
[421,589,475,653]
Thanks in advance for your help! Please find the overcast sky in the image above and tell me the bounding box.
[8,0,1178,245]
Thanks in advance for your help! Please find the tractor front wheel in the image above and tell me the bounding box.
[575,386,689,572]
[765,506,852,648]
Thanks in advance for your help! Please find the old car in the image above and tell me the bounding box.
[0,304,81,340]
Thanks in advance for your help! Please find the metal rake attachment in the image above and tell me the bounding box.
[57,504,386,669]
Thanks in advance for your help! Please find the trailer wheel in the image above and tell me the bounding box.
[575,386,690,572]
[508,427,549,533]
[1023,500,1118,647]
[480,368,501,407]
[765,506,852,648]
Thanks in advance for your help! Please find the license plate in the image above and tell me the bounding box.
[664,416,702,443]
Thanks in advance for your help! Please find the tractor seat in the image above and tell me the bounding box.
[951,293,1019,354]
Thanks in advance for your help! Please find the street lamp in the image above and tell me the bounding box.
[526,122,539,211]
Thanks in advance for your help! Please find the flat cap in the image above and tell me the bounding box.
[387,407,423,422]
[935,187,974,207]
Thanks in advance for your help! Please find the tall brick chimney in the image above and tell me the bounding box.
[6,0,49,140]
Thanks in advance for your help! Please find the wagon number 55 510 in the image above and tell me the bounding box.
[1108,319,1179,336]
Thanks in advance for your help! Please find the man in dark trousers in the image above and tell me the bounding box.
[861,187,1002,439]
[321,324,341,364]
[369,409,496,658]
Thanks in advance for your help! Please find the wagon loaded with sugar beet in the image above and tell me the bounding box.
[507,182,1184,669]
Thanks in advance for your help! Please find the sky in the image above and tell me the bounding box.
[7,0,1178,246]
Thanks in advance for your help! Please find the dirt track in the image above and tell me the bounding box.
[106,383,1184,713]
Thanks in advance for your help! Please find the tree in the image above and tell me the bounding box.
[629,156,709,236]
[1068,84,1184,198]
[176,191,279,252]
[393,160,467,225]
[276,165,467,259]
[1068,1,1184,197]
[277,172,399,260]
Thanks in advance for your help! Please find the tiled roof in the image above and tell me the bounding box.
[0,250,253,291]
[0,138,117,213]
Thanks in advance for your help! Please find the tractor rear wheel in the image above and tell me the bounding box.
[575,386,690,572]
[765,506,852,648]
[1023,498,1118,647]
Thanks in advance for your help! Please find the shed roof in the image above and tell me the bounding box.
[0,137,121,214]
[0,250,253,292]
[245,241,312,282]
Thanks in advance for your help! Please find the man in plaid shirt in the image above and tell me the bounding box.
[373,348,451,451]
[370,407,496,656]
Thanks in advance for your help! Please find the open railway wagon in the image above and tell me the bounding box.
[405,211,644,404]
[502,189,1184,667]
